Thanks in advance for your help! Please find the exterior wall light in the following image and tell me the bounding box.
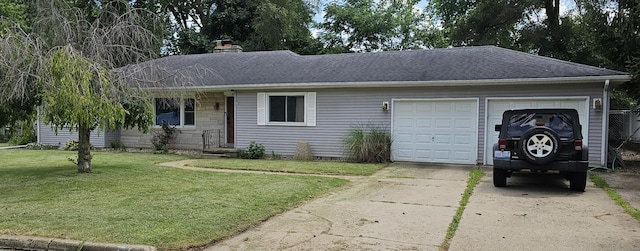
[215,102,220,111]
[382,101,389,111]
[593,98,602,110]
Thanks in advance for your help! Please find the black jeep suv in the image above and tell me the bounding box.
[493,109,589,191]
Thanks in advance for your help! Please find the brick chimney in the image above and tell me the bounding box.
[214,40,243,53]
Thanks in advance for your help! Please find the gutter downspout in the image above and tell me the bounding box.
[601,79,610,167]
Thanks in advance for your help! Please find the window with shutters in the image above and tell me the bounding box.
[257,92,316,126]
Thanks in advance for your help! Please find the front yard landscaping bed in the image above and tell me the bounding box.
[0,150,350,250]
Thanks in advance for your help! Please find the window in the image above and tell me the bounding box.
[257,92,315,126]
[507,112,574,138]
[155,98,195,127]
[269,95,304,122]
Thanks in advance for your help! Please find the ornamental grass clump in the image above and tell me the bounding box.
[343,124,392,163]
[294,141,313,161]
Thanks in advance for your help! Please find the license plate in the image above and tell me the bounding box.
[494,151,511,159]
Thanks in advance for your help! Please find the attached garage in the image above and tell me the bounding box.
[391,99,478,164]
[484,97,589,165]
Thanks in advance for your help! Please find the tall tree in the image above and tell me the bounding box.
[319,0,444,53]
[0,0,38,129]
[136,0,320,54]
[248,0,321,53]
[430,0,575,58]
[0,0,163,173]
[577,0,640,106]
[0,0,30,32]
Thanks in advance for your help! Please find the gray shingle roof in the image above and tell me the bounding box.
[125,46,628,88]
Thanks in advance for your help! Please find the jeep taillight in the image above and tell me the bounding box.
[499,139,507,150]
[574,140,583,151]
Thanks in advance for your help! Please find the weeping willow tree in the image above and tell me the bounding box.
[0,0,185,173]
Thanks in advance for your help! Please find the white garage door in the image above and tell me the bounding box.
[392,99,478,164]
[485,98,589,165]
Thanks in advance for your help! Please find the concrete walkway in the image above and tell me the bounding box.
[0,145,26,150]
[206,163,471,250]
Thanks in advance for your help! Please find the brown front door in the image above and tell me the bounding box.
[226,96,235,144]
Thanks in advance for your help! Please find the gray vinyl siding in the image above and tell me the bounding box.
[37,121,117,148]
[236,82,605,165]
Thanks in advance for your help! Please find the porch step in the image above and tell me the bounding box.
[201,153,234,159]
[202,148,239,158]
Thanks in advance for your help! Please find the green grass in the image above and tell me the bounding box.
[590,174,640,221]
[0,150,349,250]
[188,158,386,176]
[440,168,485,251]
[0,142,10,147]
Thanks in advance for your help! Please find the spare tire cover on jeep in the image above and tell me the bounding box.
[518,127,560,165]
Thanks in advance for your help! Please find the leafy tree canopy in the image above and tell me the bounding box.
[136,0,321,54]
[319,0,447,53]
[0,0,164,172]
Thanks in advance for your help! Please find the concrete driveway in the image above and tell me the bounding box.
[449,171,640,250]
[207,163,470,250]
[206,164,640,250]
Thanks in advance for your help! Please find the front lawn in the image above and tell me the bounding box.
[0,142,9,147]
[188,158,386,176]
[0,150,349,250]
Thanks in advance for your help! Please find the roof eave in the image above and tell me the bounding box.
[140,75,632,91]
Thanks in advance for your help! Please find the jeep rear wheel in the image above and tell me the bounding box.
[493,168,507,187]
[518,127,560,165]
[570,172,587,192]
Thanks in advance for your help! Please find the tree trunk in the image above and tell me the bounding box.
[77,123,92,173]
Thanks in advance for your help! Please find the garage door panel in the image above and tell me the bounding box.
[416,106,433,115]
[485,98,588,165]
[454,152,473,161]
[416,118,432,128]
[435,103,452,113]
[435,118,452,128]
[395,104,414,116]
[416,133,430,142]
[434,134,451,144]
[395,150,413,159]
[434,150,451,160]
[454,135,472,144]
[395,134,414,145]
[392,99,478,164]
[455,118,473,129]
[456,103,474,113]
[396,118,414,128]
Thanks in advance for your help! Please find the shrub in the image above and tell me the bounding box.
[271,151,283,160]
[241,141,265,159]
[151,124,179,153]
[343,124,392,163]
[25,142,58,150]
[64,140,94,151]
[8,130,36,145]
[64,140,79,151]
[0,133,10,143]
[110,141,126,151]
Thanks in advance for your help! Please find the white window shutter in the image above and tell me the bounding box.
[257,93,266,125]
[306,92,316,126]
